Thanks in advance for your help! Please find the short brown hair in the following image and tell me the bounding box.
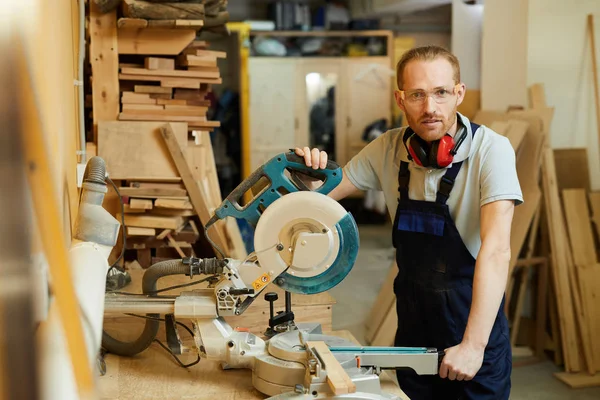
[395,45,461,90]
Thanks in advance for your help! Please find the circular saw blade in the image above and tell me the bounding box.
[253,191,359,295]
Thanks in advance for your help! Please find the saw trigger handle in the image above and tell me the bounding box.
[213,152,343,228]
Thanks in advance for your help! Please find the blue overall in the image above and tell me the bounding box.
[392,123,511,399]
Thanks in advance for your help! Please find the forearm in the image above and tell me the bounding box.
[463,246,510,350]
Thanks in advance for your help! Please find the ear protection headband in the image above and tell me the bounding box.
[403,127,468,169]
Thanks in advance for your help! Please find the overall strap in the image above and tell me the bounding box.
[435,121,480,205]
[397,161,410,201]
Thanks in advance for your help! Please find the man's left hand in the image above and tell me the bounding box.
[439,342,484,381]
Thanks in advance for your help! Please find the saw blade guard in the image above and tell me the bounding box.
[253,191,359,295]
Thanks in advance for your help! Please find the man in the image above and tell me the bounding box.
[295,45,522,399]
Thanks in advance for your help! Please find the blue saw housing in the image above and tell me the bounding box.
[211,151,360,294]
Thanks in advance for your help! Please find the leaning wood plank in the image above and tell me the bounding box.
[365,262,397,344]
[156,229,172,240]
[589,192,600,239]
[129,198,153,210]
[541,148,581,372]
[529,83,547,109]
[371,302,397,347]
[554,149,591,192]
[554,371,600,388]
[166,233,186,258]
[562,189,597,266]
[504,119,529,152]
[117,213,183,230]
[307,341,356,395]
[90,5,119,143]
[122,0,205,20]
[121,67,220,79]
[578,264,600,371]
[127,227,156,236]
[117,28,196,55]
[160,123,229,256]
[97,121,187,180]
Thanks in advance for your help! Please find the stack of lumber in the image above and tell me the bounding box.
[118,41,225,133]
[97,121,247,267]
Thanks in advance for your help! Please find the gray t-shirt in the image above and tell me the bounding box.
[343,112,523,259]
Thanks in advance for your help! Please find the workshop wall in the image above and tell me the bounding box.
[527,0,600,190]
[451,0,483,91]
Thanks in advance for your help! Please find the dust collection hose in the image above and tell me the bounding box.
[102,260,189,356]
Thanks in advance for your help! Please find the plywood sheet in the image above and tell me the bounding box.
[554,149,591,192]
[98,121,187,180]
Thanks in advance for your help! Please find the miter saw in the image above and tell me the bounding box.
[102,152,443,399]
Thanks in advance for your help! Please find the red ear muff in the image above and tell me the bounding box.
[406,134,428,167]
[435,135,455,168]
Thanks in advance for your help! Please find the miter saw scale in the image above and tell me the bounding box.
[102,151,443,400]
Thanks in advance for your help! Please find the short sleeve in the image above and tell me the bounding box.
[342,135,384,192]
[479,134,524,207]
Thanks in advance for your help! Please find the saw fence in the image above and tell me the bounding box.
[87,1,246,265]
[365,84,600,389]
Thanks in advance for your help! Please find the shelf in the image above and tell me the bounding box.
[249,30,393,38]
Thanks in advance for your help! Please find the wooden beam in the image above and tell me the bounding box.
[160,123,229,256]
[90,5,119,143]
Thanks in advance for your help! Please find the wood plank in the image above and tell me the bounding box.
[134,85,172,95]
[127,227,156,236]
[365,262,397,344]
[117,213,184,230]
[122,104,164,113]
[578,264,600,372]
[119,73,219,86]
[119,113,207,123]
[123,204,145,214]
[504,119,529,151]
[306,341,356,395]
[156,98,187,106]
[90,5,120,143]
[117,28,196,55]
[129,198,153,210]
[178,55,218,68]
[371,302,397,347]
[160,123,230,257]
[122,0,205,20]
[554,149,591,192]
[117,17,148,28]
[554,371,600,388]
[121,67,220,79]
[164,104,207,113]
[529,83,547,109]
[189,121,221,129]
[589,192,600,240]
[562,189,597,266]
[129,182,185,190]
[154,198,193,210]
[145,57,175,71]
[97,121,188,180]
[541,148,581,372]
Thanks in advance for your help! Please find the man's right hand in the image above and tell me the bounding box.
[294,147,328,170]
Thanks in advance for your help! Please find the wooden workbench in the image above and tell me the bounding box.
[99,270,408,399]
[96,329,408,399]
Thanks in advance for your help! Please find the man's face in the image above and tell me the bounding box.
[394,58,465,142]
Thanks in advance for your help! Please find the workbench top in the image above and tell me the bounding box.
[96,329,409,400]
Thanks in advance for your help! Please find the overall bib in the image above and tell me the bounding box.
[392,123,511,400]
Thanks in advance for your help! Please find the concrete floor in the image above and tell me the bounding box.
[328,223,600,399]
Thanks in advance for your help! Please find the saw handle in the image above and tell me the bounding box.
[212,151,343,228]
